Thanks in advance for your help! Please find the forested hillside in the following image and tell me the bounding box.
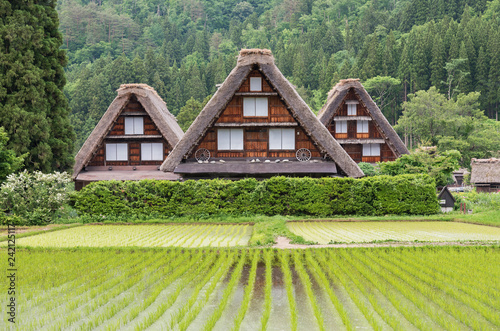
[57,0,500,164]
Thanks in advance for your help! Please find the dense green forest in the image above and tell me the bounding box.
[57,0,500,162]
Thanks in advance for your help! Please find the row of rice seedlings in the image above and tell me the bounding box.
[259,249,273,331]
[304,250,353,331]
[203,250,248,331]
[409,248,500,302]
[231,250,260,331]
[316,250,391,330]
[336,249,434,330]
[78,250,189,330]
[146,226,180,246]
[195,224,219,247]
[345,250,465,330]
[179,224,211,247]
[23,249,138,319]
[20,249,113,306]
[234,224,251,246]
[175,251,237,330]
[291,251,325,331]
[169,226,200,247]
[278,250,298,331]
[99,250,200,331]
[374,250,499,329]
[207,224,223,247]
[131,250,220,330]
[408,249,500,308]
[44,250,164,330]
[223,225,238,247]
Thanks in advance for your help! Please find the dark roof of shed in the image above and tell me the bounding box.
[317,79,409,157]
[160,49,363,178]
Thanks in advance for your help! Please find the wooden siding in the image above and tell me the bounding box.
[192,127,321,159]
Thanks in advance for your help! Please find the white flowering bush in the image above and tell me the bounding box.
[0,170,72,225]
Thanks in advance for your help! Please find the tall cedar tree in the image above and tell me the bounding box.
[0,0,74,172]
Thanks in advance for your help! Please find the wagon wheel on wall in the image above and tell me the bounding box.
[296,148,311,162]
[195,148,210,161]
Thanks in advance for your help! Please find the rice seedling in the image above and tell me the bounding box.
[203,250,248,331]
[291,250,325,331]
[304,250,353,331]
[278,250,298,331]
[231,250,259,331]
[259,249,273,331]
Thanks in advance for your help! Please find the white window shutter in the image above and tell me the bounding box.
[106,144,117,161]
[124,117,134,134]
[362,144,370,156]
[116,143,128,160]
[269,128,282,149]
[141,143,151,160]
[250,77,262,91]
[336,121,347,133]
[348,104,357,115]
[255,98,268,116]
[134,117,144,134]
[372,143,380,156]
[281,129,295,149]
[152,143,163,160]
[243,98,255,116]
[218,129,231,150]
[230,129,244,150]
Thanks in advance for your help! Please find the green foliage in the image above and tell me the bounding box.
[0,0,75,172]
[378,146,461,187]
[358,162,380,176]
[0,171,73,225]
[0,127,25,182]
[71,175,439,218]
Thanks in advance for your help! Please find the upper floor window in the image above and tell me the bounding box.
[250,77,262,91]
[243,97,268,117]
[141,143,163,161]
[218,128,244,150]
[357,120,369,133]
[363,143,380,156]
[336,120,348,133]
[106,143,128,161]
[346,100,358,116]
[269,128,295,150]
[125,117,144,135]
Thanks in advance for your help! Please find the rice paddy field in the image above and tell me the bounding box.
[1,246,499,330]
[3,224,253,248]
[288,221,500,244]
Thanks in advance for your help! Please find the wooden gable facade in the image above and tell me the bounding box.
[318,79,409,164]
[188,70,322,161]
[87,95,172,168]
[161,49,364,179]
[73,84,184,189]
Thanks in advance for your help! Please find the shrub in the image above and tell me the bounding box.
[71,175,439,218]
[0,171,73,225]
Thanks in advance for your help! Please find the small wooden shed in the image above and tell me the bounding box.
[438,186,456,213]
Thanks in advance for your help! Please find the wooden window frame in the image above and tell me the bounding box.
[217,128,244,151]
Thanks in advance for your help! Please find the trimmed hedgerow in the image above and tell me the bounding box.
[70,175,439,217]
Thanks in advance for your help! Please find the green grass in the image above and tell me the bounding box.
[2,246,499,330]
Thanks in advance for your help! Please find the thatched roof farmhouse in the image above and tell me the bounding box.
[73,84,183,189]
[318,79,408,163]
[161,49,363,178]
[470,158,500,193]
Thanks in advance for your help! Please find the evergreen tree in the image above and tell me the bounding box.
[430,35,446,92]
[0,0,75,171]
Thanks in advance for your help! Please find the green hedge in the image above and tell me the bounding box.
[70,175,440,217]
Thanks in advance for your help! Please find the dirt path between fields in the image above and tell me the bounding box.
[272,236,500,249]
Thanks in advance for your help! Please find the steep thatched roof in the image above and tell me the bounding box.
[318,79,409,157]
[73,84,184,179]
[470,158,500,184]
[160,49,363,178]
